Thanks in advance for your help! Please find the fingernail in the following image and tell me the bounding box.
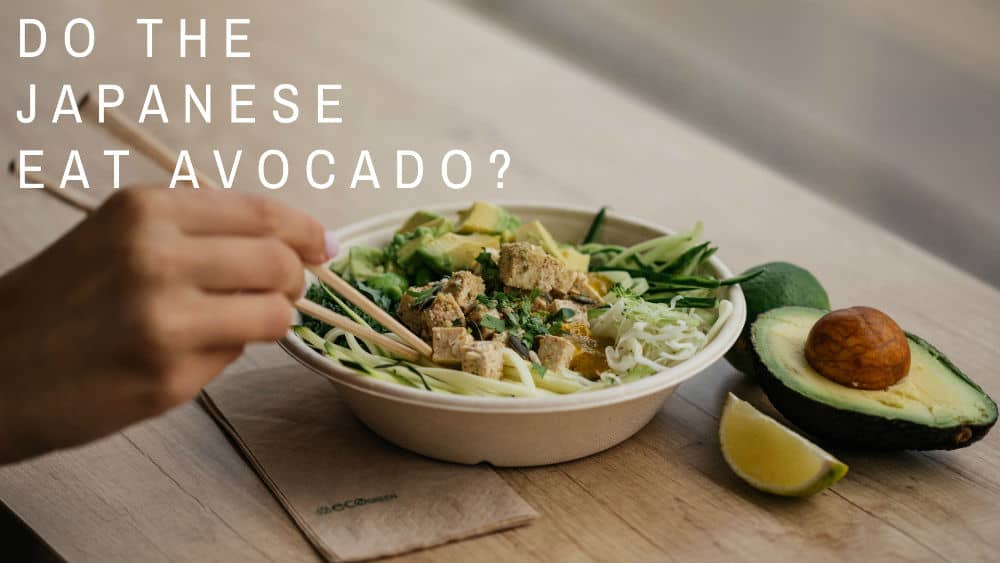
[323,230,340,261]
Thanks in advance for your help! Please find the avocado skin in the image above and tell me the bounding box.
[725,262,830,375]
[752,334,997,451]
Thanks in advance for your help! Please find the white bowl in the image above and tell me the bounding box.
[279,203,746,466]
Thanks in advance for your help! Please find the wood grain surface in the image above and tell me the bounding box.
[2,1,999,561]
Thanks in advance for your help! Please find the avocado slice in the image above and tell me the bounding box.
[394,229,436,271]
[363,272,408,301]
[416,232,500,274]
[397,210,443,234]
[396,211,454,236]
[346,246,385,279]
[456,201,521,236]
[751,306,997,450]
[559,246,590,272]
[515,220,561,255]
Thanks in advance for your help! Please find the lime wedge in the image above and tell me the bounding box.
[720,393,848,496]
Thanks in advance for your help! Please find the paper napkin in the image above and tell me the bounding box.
[201,366,537,562]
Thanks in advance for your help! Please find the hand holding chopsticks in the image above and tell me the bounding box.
[8,91,432,363]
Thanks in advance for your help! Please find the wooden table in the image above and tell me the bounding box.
[3,1,999,561]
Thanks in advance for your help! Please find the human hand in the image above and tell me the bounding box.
[0,187,335,463]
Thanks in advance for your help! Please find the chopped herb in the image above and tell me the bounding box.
[547,307,577,324]
[480,314,506,332]
[406,281,443,310]
[474,289,579,347]
[476,292,499,309]
[530,362,548,378]
[475,249,501,292]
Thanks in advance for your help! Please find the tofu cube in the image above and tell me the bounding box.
[441,270,485,312]
[461,341,504,379]
[531,295,551,313]
[498,242,544,289]
[569,271,604,303]
[549,266,577,296]
[431,326,473,366]
[422,293,465,336]
[499,242,574,293]
[397,283,432,335]
[537,335,576,371]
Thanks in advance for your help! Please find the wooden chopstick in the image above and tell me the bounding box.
[7,161,421,361]
[295,300,420,362]
[306,265,433,357]
[12,95,434,361]
[76,96,432,359]
[78,93,220,191]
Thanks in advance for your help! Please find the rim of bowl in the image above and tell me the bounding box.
[279,201,746,414]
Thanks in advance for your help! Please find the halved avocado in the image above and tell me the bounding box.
[752,306,997,450]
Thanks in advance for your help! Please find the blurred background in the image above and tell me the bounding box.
[453,0,1000,286]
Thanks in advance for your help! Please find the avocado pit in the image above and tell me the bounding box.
[804,306,910,390]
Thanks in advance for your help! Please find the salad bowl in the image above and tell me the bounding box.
[279,202,746,466]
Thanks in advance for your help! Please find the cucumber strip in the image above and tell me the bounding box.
[418,367,540,397]
[503,349,537,389]
[660,242,712,275]
[293,325,327,349]
[608,222,702,268]
[630,277,650,296]
[581,206,608,244]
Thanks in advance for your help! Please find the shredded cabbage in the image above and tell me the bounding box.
[591,292,731,378]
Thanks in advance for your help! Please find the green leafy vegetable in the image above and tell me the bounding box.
[479,314,506,332]
[355,280,394,313]
[301,282,388,335]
